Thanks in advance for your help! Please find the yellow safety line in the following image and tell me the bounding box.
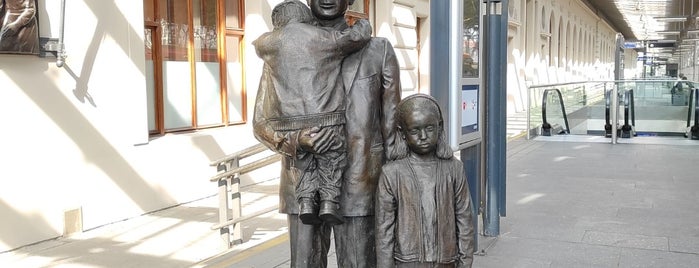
[507,131,527,142]
[206,233,290,268]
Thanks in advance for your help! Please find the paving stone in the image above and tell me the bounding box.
[482,236,620,267]
[582,230,669,251]
[668,235,699,254]
[473,255,551,268]
[619,247,699,268]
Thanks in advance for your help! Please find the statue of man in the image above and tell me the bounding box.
[253,0,372,226]
[253,0,401,267]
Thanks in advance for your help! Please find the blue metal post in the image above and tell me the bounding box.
[484,0,507,237]
[432,0,482,246]
[498,0,510,217]
[498,0,508,218]
[429,0,452,134]
[462,145,481,248]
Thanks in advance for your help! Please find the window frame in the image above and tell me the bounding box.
[223,0,246,126]
[143,0,246,135]
[346,0,370,22]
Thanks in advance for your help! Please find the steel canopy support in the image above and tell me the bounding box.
[483,0,507,237]
[429,0,460,148]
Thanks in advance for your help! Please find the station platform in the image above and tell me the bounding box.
[2,136,699,267]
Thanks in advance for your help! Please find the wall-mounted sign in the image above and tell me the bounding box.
[461,84,479,135]
[0,0,40,55]
[624,42,640,49]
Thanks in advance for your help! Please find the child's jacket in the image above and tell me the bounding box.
[376,157,475,267]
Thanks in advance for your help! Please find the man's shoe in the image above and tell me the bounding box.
[319,201,344,225]
[298,198,322,225]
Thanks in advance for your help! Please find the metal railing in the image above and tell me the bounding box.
[209,143,281,249]
[621,89,636,138]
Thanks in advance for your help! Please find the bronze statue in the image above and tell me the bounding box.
[0,0,39,54]
[376,94,475,268]
[253,0,371,226]
[253,0,401,266]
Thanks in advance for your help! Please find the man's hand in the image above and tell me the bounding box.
[298,127,336,154]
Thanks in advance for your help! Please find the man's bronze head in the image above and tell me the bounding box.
[306,0,355,21]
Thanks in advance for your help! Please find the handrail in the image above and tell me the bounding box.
[687,88,693,128]
[210,143,269,166]
[209,143,281,249]
[55,0,67,67]
[528,80,607,89]
[690,88,699,140]
[694,88,699,128]
[540,88,570,136]
[210,154,281,182]
[621,89,635,138]
[630,89,636,127]
[604,89,612,137]
[527,79,685,90]
[211,206,279,231]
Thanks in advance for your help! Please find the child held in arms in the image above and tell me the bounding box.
[376,94,475,267]
[253,0,372,225]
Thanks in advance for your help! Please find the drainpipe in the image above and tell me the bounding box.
[56,0,67,68]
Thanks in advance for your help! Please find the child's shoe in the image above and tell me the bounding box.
[319,201,344,225]
[298,198,322,225]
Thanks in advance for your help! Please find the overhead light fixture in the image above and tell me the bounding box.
[657,31,681,35]
[653,16,687,22]
[687,29,699,34]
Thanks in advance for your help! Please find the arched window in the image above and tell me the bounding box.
[558,19,564,68]
[549,13,554,66]
[541,6,547,31]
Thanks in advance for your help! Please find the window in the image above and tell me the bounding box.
[346,0,369,24]
[144,0,245,135]
[463,0,480,78]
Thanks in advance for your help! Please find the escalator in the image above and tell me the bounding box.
[540,88,570,136]
[604,89,636,138]
[532,80,699,144]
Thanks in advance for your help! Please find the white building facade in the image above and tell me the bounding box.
[506,0,637,114]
